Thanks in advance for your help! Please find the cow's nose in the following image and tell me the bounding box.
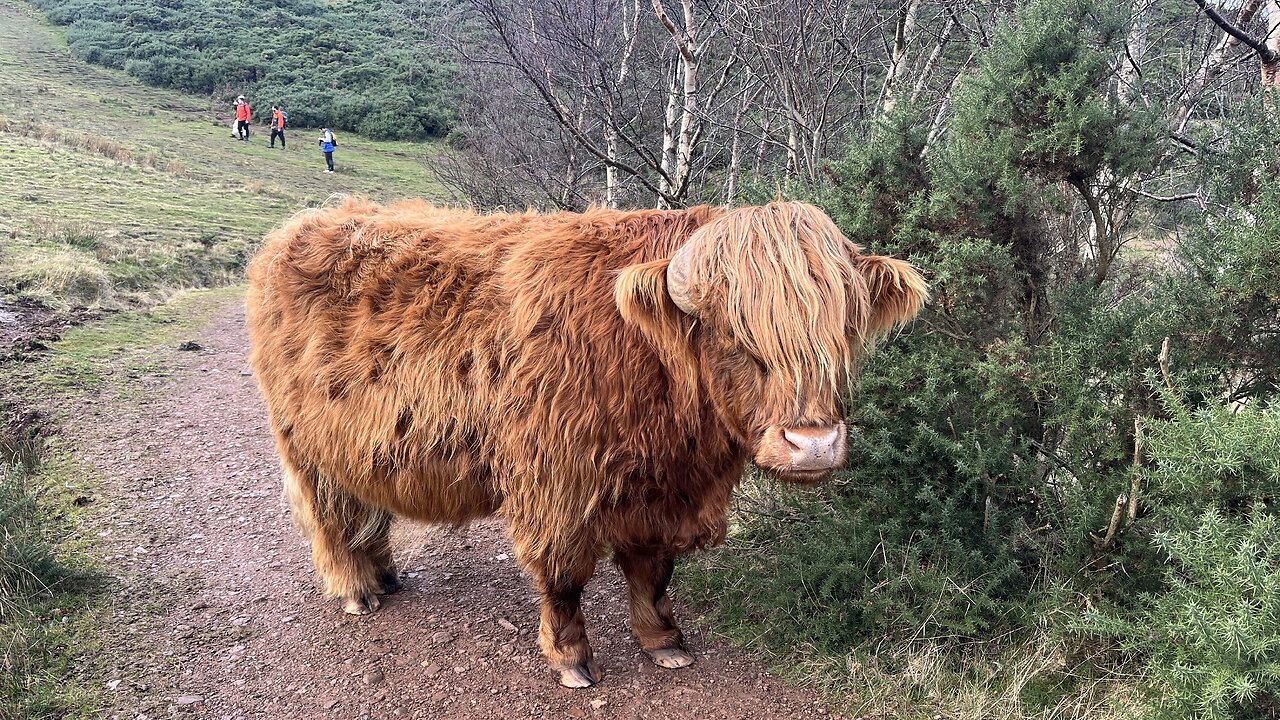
[782,424,845,471]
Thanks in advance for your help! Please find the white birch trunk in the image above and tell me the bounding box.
[659,64,680,205]
[880,0,922,116]
[910,12,956,103]
[673,0,699,201]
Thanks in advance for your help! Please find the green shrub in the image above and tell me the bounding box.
[683,1,1280,716]
[32,0,457,140]
[1085,405,1280,720]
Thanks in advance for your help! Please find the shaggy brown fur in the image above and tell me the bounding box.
[245,197,927,687]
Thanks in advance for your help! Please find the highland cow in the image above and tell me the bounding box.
[245,198,927,687]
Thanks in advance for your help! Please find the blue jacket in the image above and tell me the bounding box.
[319,129,336,152]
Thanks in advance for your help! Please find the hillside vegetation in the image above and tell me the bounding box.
[0,1,445,310]
[28,0,455,140]
[440,0,1280,716]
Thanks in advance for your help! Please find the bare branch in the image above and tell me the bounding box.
[1192,0,1276,63]
[1128,188,1207,205]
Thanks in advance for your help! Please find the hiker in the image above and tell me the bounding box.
[317,127,337,172]
[229,96,242,138]
[270,105,288,149]
[235,95,251,141]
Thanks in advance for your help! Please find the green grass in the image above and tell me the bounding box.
[7,286,242,394]
[0,0,446,310]
[1,418,103,720]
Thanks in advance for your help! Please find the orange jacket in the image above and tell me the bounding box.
[272,108,286,130]
[236,102,251,121]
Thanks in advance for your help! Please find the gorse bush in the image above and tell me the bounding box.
[684,0,1280,717]
[1135,508,1280,720]
[31,0,456,140]
[1086,404,1280,720]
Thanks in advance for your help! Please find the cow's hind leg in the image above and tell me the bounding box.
[283,460,398,615]
[615,548,693,669]
[525,551,601,688]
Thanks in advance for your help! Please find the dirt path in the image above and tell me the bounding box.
[68,297,840,720]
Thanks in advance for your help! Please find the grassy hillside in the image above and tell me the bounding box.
[0,0,446,310]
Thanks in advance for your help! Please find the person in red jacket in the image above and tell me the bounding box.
[269,105,288,149]
[234,96,251,141]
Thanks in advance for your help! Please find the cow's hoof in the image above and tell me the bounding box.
[557,660,602,689]
[342,593,381,615]
[376,570,403,595]
[646,647,694,669]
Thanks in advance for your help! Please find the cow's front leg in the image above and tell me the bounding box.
[615,547,693,669]
[530,556,601,688]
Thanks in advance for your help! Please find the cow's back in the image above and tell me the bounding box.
[246,198,534,523]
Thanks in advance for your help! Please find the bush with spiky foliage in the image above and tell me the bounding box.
[1085,402,1280,720]
[683,0,1280,717]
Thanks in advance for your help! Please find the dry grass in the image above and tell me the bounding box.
[4,247,114,306]
[702,617,1148,720]
[0,117,158,171]
[800,634,1145,720]
[26,218,100,250]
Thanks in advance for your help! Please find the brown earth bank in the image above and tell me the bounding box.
[62,296,844,720]
[0,297,98,362]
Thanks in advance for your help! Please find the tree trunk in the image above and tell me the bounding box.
[786,119,799,178]
[880,0,921,116]
[653,0,701,207]
[910,11,956,103]
[921,65,965,158]
[753,115,771,182]
[725,70,755,205]
[1117,6,1146,104]
[1263,0,1280,92]
[606,0,642,209]
[674,45,699,199]
[659,64,680,206]
[605,128,619,208]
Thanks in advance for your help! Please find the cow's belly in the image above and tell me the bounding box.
[334,451,503,526]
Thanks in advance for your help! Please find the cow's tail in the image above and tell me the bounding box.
[280,456,395,611]
[281,459,390,551]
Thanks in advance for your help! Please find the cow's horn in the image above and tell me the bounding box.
[665,242,699,315]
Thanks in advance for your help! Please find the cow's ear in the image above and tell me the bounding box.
[856,255,928,337]
[615,259,699,410]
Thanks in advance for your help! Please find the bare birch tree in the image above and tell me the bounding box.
[430,0,1274,212]
[880,0,923,115]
